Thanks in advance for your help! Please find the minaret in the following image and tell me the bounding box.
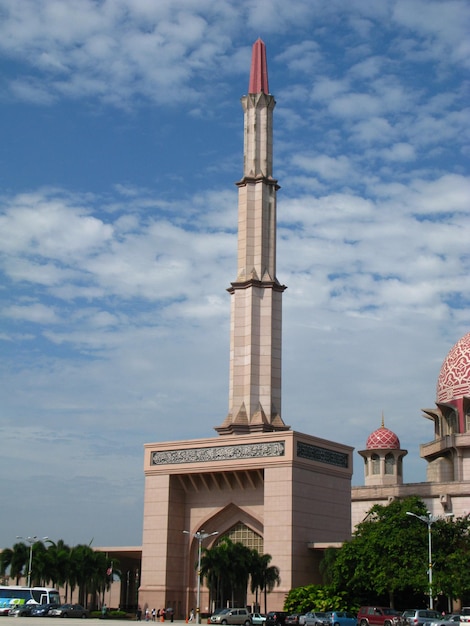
[216,39,289,435]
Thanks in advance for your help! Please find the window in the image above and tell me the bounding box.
[217,522,263,552]
[385,453,395,475]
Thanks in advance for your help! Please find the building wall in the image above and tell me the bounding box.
[351,481,470,530]
[139,430,353,617]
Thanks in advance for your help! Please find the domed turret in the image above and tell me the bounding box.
[366,425,400,449]
[359,415,407,486]
[421,331,470,484]
[437,331,470,403]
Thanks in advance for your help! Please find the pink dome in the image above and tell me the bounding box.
[366,426,400,449]
[437,332,470,403]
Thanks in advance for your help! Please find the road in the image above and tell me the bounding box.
[0,615,191,626]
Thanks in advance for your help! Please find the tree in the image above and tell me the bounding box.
[0,542,28,584]
[0,538,118,610]
[284,584,349,613]
[200,538,280,610]
[261,561,281,614]
[200,538,232,609]
[250,552,280,613]
[43,539,72,596]
[323,497,470,609]
[428,512,470,605]
[326,496,431,608]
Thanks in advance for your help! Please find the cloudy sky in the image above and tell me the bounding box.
[0,0,469,549]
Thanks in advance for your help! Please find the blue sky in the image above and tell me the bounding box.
[0,0,469,549]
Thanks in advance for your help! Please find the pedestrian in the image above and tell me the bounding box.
[152,609,156,622]
[157,609,161,621]
[189,609,195,622]
[161,608,166,622]
[145,608,150,622]
[136,607,142,622]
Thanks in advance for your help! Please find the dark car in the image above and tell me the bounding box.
[49,604,89,618]
[30,603,59,617]
[266,612,288,626]
[8,604,35,617]
[286,615,303,626]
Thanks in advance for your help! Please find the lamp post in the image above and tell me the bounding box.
[16,535,48,587]
[183,530,218,624]
[406,512,436,609]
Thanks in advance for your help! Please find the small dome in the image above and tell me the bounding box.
[366,426,400,449]
[437,331,470,403]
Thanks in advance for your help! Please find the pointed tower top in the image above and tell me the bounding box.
[248,38,269,94]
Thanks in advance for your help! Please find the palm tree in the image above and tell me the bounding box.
[249,552,280,614]
[262,563,280,613]
[0,542,28,584]
[44,539,72,595]
[227,541,253,607]
[200,538,231,609]
[201,538,280,611]
[30,540,49,586]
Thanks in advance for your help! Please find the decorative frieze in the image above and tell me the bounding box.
[297,441,349,468]
[151,440,285,465]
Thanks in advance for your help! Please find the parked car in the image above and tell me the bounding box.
[266,612,288,626]
[8,604,35,617]
[209,608,252,625]
[30,603,59,617]
[251,614,266,625]
[428,616,461,626]
[49,604,89,618]
[461,609,470,624]
[402,610,441,626]
[358,607,404,626]
[286,615,304,626]
[303,613,329,626]
[326,612,358,626]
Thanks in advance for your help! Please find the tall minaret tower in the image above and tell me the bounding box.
[216,39,289,435]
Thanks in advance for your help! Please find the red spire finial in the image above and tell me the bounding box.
[248,38,269,94]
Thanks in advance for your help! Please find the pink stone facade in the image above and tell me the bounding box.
[139,431,352,616]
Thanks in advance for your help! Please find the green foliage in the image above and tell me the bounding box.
[0,538,119,609]
[284,584,350,613]
[320,496,470,609]
[200,538,280,612]
[431,512,470,601]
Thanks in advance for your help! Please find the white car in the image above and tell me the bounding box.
[252,614,267,625]
[303,613,329,626]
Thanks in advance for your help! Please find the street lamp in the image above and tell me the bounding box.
[183,529,218,624]
[406,512,436,609]
[16,536,48,587]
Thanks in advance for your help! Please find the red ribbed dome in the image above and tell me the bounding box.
[366,426,400,449]
[437,332,470,403]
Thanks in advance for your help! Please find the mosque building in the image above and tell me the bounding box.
[352,332,470,528]
[93,42,469,616]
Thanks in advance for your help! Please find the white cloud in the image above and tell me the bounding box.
[0,0,468,549]
[2,302,60,323]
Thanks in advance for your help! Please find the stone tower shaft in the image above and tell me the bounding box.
[216,39,289,435]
